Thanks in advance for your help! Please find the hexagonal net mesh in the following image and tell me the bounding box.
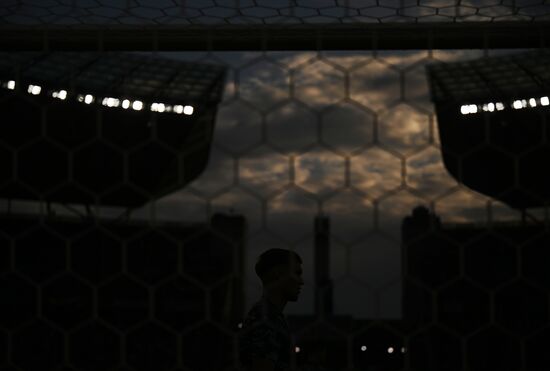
[1,2,550,371]
[2,0,549,25]
[1,0,549,50]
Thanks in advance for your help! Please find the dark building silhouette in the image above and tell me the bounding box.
[402,205,550,371]
[314,214,334,318]
[426,49,550,210]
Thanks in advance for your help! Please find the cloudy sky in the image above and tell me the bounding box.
[123,48,533,319]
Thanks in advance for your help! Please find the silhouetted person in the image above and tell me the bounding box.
[238,248,304,371]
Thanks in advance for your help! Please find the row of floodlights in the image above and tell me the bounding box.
[461,96,550,115]
[295,345,406,354]
[1,80,194,115]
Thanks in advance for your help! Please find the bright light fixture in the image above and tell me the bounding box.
[53,90,67,100]
[294,347,300,353]
[151,103,166,112]
[7,83,195,115]
[529,98,537,107]
[388,347,394,354]
[496,102,505,111]
[361,345,367,351]
[513,100,523,109]
[482,103,495,112]
[183,105,194,115]
[460,104,479,115]
[77,94,94,104]
[102,97,120,107]
[27,85,41,95]
[541,96,549,106]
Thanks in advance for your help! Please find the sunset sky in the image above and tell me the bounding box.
[127,48,532,319]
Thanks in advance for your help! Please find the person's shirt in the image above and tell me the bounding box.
[238,295,293,371]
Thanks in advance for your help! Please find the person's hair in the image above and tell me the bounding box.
[255,248,302,284]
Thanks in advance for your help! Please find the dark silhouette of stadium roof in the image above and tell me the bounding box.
[426,48,550,104]
[0,52,226,105]
[426,48,550,210]
[0,52,227,207]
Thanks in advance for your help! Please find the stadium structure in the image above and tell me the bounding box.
[0,52,226,208]
[426,49,550,211]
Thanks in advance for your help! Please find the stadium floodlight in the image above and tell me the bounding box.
[541,96,549,106]
[0,51,227,209]
[102,97,120,107]
[183,105,194,115]
[27,84,41,95]
[77,94,94,104]
[52,90,68,100]
[387,347,394,354]
[173,105,184,114]
[151,102,166,112]
[427,50,550,211]
[132,100,143,111]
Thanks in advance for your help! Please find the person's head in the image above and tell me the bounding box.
[255,248,304,302]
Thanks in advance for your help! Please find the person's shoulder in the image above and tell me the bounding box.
[243,300,266,322]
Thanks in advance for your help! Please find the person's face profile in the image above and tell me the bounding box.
[282,258,303,301]
[265,256,303,301]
